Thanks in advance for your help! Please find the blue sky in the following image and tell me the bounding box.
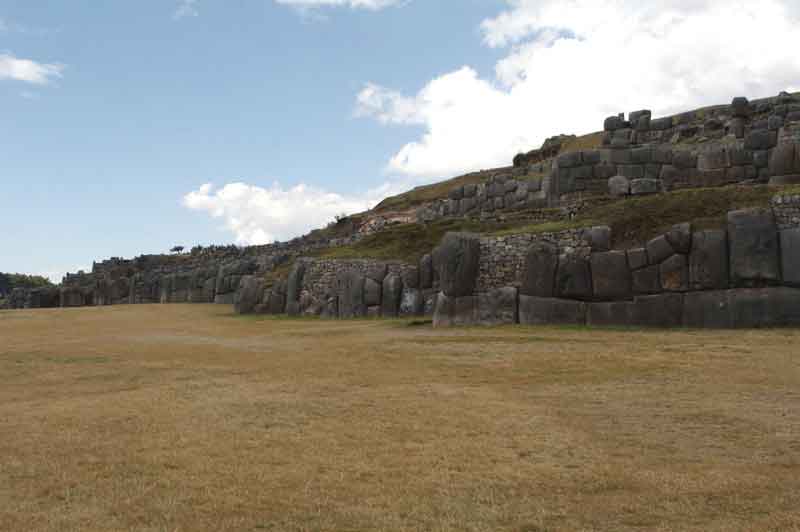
[2,0,799,281]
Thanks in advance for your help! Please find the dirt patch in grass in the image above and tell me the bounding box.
[1,304,799,531]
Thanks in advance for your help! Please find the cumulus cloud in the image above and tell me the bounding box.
[358,0,800,179]
[183,181,403,245]
[0,53,64,85]
[174,0,199,19]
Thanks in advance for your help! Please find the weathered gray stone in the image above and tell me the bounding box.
[608,175,630,197]
[587,301,632,327]
[286,262,306,307]
[627,248,648,270]
[769,142,799,177]
[672,151,697,170]
[728,287,800,327]
[618,165,645,179]
[744,130,777,150]
[594,163,617,180]
[632,265,662,295]
[590,251,631,300]
[233,276,264,314]
[660,254,689,292]
[399,288,424,317]
[381,274,403,318]
[448,186,464,201]
[628,294,683,328]
[685,230,728,290]
[337,271,366,319]
[604,115,626,131]
[556,254,593,300]
[420,254,434,289]
[558,151,583,168]
[666,223,692,254]
[519,295,586,326]
[727,209,780,285]
[582,226,612,252]
[682,291,732,328]
[320,296,338,319]
[698,149,730,171]
[402,266,420,290]
[731,96,750,117]
[477,287,518,326]
[521,241,559,297]
[646,235,675,264]
[630,178,660,195]
[780,228,800,286]
[433,293,478,327]
[463,183,477,198]
[434,232,481,297]
[650,117,672,131]
[364,278,382,307]
[366,264,388,283]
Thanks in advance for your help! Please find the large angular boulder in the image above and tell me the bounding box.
[581,226,611,252]
[434,232,481,297]
[628,294,683,328]
[768,142,800,184]
[660,254,689,292]
[646,235,674,264]
[608,176,630,197]
[267,281,287,314]
[727,209,780,285]
[419,254,434,289]
[433,293,478,327]
[683,291,732,328]
[519,295,586,326]
[233,276,264,315]
[590,251,631,300]
[477,287,518,325]
[781,228,800,286]
[381,274,403,318]
[401,266,420,290]
[337,271,366,319]
[521,241,559,297]
[556,253,593,300]
[632,265,662,295]
[399,288,424,317]
[728,287,800,327]
[364,278,382,307]
[286,262,306,307]
[689,230,729,290]
[665,223,692,254]
[587,301,632,327]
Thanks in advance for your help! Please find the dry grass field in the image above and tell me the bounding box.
[1,304,799,532]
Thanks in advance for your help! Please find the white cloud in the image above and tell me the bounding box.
[274,0,403,9]
[174,0,199,19]
[183,181,404,245]
[358,0,800,179]
[0,53,64,85]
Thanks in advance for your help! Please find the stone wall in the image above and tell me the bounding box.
[433,206,800,329]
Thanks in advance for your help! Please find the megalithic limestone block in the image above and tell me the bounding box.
[521,241,559,297]
[337,270,366,319]
[433,232,481,298]
[234,275,264,315]
[286,262,306,313]
[727,209,780,285]
[381,274,403,318]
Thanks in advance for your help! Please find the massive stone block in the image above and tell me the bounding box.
[399,288,424,317]
[434,232,481,297]
[521,241,559,297]
[629,294,683,328]
[608,175,630,197]
[233,276,264,315]
[477,287,519,326]
[556,254,593,300]
[581,226,611,252]
[519,295,586,326]
[781,228,800,286]
[267,282,287,315]
[419,254,434,289]
[646,235,674,265]
[587,301,632,327]
[683,291,732,328]
[337,271,366,319]
[727,209,780,285]
[689,230,729,290]
[728,287,800,328]
[286,262,306,306]
[660,254,689,292]
[769,142,800,181]
[627,248,648,271]
[366,264,388,283]
[632,265,661,295]
[666,223,692,254]
[590,251,631,300]
[433,292,478,327]
[381,274,403,318]
[364,278,382,307]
